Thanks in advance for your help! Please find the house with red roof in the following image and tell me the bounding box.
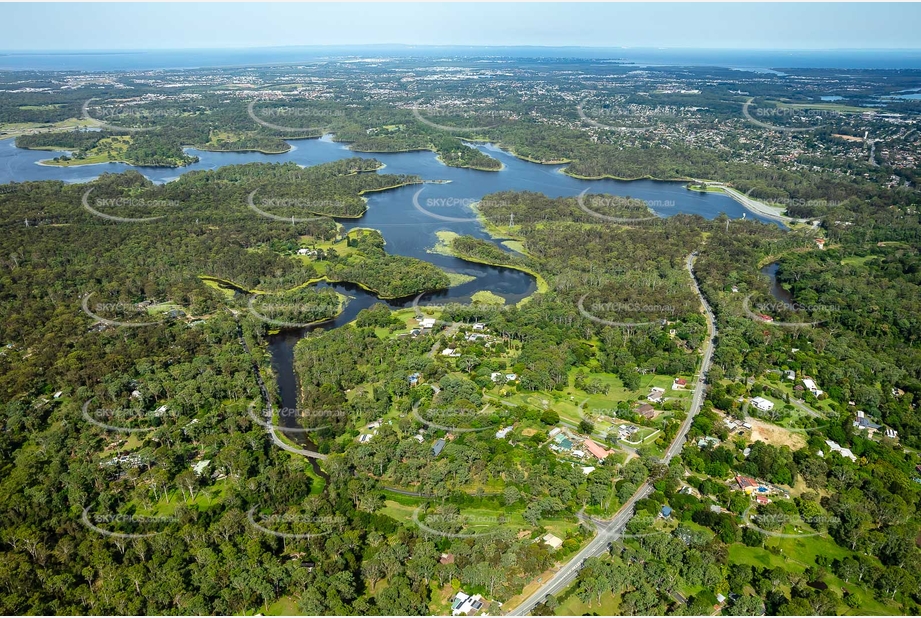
[583,439,612,461]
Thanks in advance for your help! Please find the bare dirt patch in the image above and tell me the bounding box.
[748,418,807,450]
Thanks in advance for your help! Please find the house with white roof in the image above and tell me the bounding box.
[825,439,856,462]
[451,591,485,616]
[542,533,563,550]
[802,378,824,397]
[751,397,774,412]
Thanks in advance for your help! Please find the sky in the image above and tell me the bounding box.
[1,2,919,51]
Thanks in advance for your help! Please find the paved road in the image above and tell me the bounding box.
[237,322,328,461]
[700,182,808,225]
[507,253,717,616]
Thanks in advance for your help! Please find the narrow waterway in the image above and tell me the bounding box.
[760,262,795,305]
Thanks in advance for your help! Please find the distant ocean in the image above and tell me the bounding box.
[1,46,921,71]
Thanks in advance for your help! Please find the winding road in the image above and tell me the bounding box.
[506,252,717,615]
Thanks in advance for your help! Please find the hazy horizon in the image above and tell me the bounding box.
[2,3,920,51]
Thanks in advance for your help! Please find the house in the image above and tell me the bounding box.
[441,348,460,357]
[731,286,739,293]
[673,377,688,389]
[414,434,424,443]
[885,427,898,440]
[751,397,774,412]
[495,426,514,439]
[571,449,585,458]
[735,475,760,494]
[716,593,727,604]
[191,460,210,476]
[472,322,486,331]
[553,435,573,451]
[648,387,665,403]
[366,420,382,430]
[853,411,881,434]
[784,370,796,381]
[583,439,612,461]
[548,427,562,438]
[542,533,564,550]
[636,403,656,419]
[420,318,436,329]
[451,591,484,616]
[660,505,673,519]
[824,439,857,462]
[709,504,722,514]
[755,494,771,505]
[432,438,446,457]
[815,238,826,249]
[757,314,774,323]
[802,378,824,397]
[581,466,596,475]
[408,373,421,386]
[439,553,455,565]
[697,436,720,448]
[53,391,63,399]
[359,434,373,443]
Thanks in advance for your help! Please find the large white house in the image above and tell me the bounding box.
[751,397,774,412]
[451,592,485,616]
[802,378,824,397]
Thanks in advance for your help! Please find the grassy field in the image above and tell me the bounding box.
[471,290,506,305]
[555,588,622,615]
[380,499,581,542]
[0,117,99,139]
[41,135,132,166]
[728,536,899,615]
[840,255,875,266]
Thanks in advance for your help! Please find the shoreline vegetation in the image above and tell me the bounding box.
[15,127,786,228]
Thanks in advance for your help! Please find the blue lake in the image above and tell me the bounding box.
[0,133,779,441]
